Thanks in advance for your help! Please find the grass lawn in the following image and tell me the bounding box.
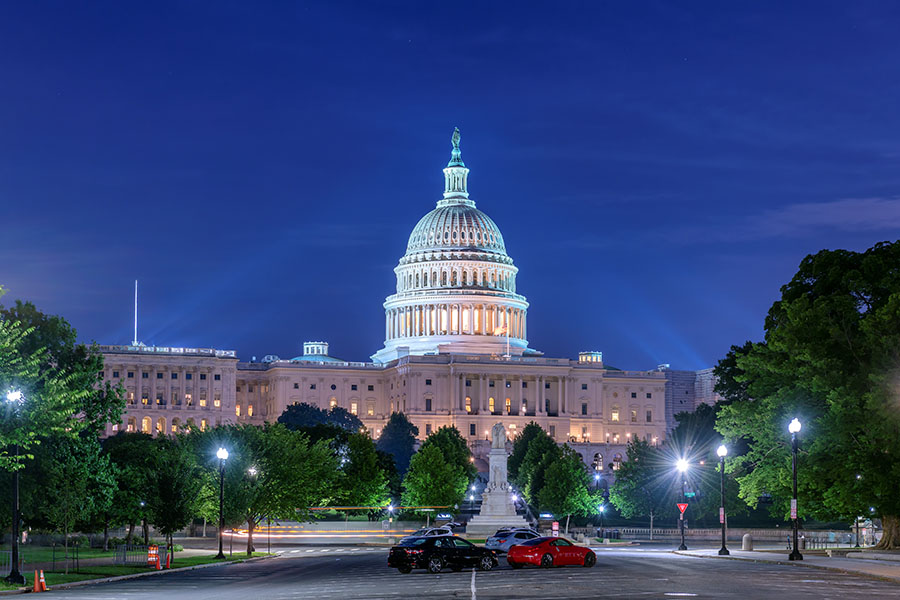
[0,552,270,590]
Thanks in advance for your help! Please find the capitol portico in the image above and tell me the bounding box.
[99,130,718,471]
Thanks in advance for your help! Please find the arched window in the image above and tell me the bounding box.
[171,418,181,433]
[127,417,136,432]
[423,272,428,286]
[330,397,337,409]
[451,271,458,286]
[472,269,478,286]
[462,271,468,286]
[156,417,166,435]
[612,453,623,471]
[482,272,487,286]
[141,416,152,433]
[442,271,448,286]
[592,453,603,471]
[415,272,420,287]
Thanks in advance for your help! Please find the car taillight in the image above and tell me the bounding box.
[498,539,506,543]
[406,549,423,555]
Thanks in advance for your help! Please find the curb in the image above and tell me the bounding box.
[672,551,900,584]
[0,554,276,595]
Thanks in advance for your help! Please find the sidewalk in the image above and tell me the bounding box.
[675,548,900,583]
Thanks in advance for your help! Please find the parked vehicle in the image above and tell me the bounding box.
[399,526,453,543]
[485,528,541,553]
[388,535,499,574]
[506,537,596,569]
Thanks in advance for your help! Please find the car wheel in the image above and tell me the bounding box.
[397,566,412,574]
[427,557,443,574]
[509,561,523,569]
[583,552,596,567]
[479,556,494,571]
[540,553,554,568]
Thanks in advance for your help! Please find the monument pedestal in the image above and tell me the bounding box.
[466,442,530,536]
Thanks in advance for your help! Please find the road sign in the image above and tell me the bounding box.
[552,521,559,537]
[677,503,688,514]
[790,498,798,520]
[719,507,725,524]
[684,492,696,498]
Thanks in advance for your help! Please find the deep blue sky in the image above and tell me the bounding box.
[2,2,899,369]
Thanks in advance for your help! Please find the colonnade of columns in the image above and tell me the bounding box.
[385,303,526,340]
[443,373,569,416]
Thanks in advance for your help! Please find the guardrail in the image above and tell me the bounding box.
[115,544,168,566]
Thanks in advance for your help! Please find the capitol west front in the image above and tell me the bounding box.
[99,131,715,469]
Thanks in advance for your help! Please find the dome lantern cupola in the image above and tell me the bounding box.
[440,127,473,207]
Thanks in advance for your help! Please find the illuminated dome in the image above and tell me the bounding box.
[372,129,532,364]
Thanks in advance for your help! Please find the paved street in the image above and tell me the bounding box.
[33,545,900,599]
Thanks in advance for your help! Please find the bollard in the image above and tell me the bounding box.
[799,536,806,550]
[741,533,753,551]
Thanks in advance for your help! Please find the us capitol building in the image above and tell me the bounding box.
[98,130,718,471]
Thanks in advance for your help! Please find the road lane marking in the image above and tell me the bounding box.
[470,568,476,600]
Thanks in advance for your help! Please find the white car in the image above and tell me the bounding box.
[399,526,453,543]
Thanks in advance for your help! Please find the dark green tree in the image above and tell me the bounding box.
[339,433,390,509]
[516,428,562,504]
[147,435,205,561]
[101,432,158,545]
[376,412,418,476]
[714,242,900,548]
[537,445,599,534]
[508,422,545,483]
[418,425,477,482]
[609,439,670,534]
[401,444,467,515]
[277,402,362,433]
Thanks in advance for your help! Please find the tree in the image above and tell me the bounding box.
[401,444,467,515]
[376,412,418,476]
[101,432,159,545]
[515,427,562,504]
[714,242,900,548]
[507,422,544,483]
[609,439,670,536]
[339,433,389,510]
[418,426,477,482]
[537,445,599,534]
[277,402,363,433]
[147,435,205,562]
[0,299,124,436]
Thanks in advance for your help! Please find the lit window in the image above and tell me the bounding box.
[111,423,118,432]
[631,410,637,423]
[186,393,193,406]
[171,421,179,433]
[200,419,208,431]
[156,395,163,405]
[465,397,472,413]
[611,408,619,422]
[141,417,151,433]
[351,402,358,415]
[367,402,375,416]
[235,405,241,417]
[505,398,511,413]
[489,397,495,412]
[200,397,207,408]
[248,404,253,417]
[329,398,337,409]
[141,396,149,406]
[214,398,221,408]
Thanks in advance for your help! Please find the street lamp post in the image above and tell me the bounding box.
[215,448,229,559]
[598,505,605,537]
[5,390,25,585]
[676,458,689,551]
[788,418,803,561]
[717,445,729,555]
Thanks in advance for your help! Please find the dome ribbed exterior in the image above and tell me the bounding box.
[406,205,506,255]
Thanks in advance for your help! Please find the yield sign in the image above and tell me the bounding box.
[677,503,689,514]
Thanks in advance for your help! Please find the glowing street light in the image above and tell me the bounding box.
[788,418,803,561]
[4,390,25,585]
[215,447,229,559]
[716,444,729,555]
[598,504,606,535]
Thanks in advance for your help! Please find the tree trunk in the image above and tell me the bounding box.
[565,514,570,535]
[126,522,135,545]
[247,519,256,556]
[203,517,207,537]
[875,514,900,550]
[143,518,149,545]
[168,533,174,566]
[649,512,654,541]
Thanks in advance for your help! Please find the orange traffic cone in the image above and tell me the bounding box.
[165,550,171,569]
[39,570,48,592]
[32,570,41,593]
[155,555,161,570]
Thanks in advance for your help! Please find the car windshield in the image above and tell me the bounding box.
[398,537,428,547]
[518,538,547,547]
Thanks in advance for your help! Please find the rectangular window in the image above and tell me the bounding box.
[581,383,588,390]
[545,382,550,389]
[141,396,149,405]
[214,374,221,381]
[236,404,241,417]
[200,419,207,431]
[631,392,637,398]
[611,409,620,422]
[505,381,511,388]
[367,402,375,416]
[310,384,316,390]
[213,398,221,408]
[111,423,118,432]
[293,383,299,389]
[646,392,652,399]
[522,381,527,388]
[505,397,511,413]
[425,424,432,436]
[631,410,637,423]
[582,426,588,439]
[581,403,587,415]
[521,400,527,413]
[200,374,207,380]
[350,402,358,415]
[351,384,358,391]
[489,380,495,387]
[368,385,374,391]
[186,393,193,406]
[646,410,652,423]
[470,423,476,436]
[489,397,495,412]
[112,371,119,378]
[465,397,472,413]
[171,373,178,380]
[157,372,163,379]
[549,425,556,438]
[425,379,432,386]
[425,398,432,412]
[186,373,192,380]
[236,386,241,393]
[127,372,134,378]
[156,394,163,405]
[466,379,472,387]
[248,404,254,417]
[142,372,148,379]
[248,386,254,393]
[214,393,220,406]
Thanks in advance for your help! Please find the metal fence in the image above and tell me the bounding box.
[114,545,169,567]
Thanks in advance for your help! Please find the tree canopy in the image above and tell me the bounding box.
[376,412,418,476]
[537,445,599,534]
[714,242,900,548]
[417,425,476,482]
[401,444,467,514]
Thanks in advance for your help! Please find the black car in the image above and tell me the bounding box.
[388,535,498,574]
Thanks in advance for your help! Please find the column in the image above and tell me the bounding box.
[450,371,458,414]
[516,376,523,415]
[537,376,545,415]
[459,374,465,411]
[501,376,507,415]
[558,376,565,414]
[479,375,487,414]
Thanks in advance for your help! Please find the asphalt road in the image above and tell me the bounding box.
[35,545,900,600]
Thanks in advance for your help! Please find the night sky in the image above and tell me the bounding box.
[2,2,899,369]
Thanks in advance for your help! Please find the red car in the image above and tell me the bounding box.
[506,536,595,569]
